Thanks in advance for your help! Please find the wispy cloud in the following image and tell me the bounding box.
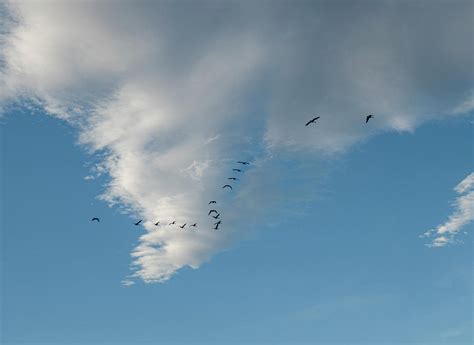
[1,1,472,282]
[422,173,474,247]
[452,91,474,115]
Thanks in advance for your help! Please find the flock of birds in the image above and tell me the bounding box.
[91,114,375,230]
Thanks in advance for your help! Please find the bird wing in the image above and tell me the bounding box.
[305,117,319,126]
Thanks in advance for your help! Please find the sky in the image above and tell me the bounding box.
[0,0,473,344]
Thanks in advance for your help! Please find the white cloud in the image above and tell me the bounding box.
[452,91,474,115]
[121,279,135,287]
[1,1,472,282]
[422,173,474,247]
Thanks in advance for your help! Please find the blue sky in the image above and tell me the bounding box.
[2,104,472,344]
[1,1,473,344]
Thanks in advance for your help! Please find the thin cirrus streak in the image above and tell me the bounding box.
[0,1,472,283]
[421,173,474,248]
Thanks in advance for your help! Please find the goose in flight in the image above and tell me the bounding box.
[154,221,160,226]
[209,201,217,204]
[208,209,218,215]
[179,223,186,229]
[305,116,320,126]
[214,220,221,230]
[91,217,100,223]
[366,114,374,123]
[212,213,220,219]
[169,221,176,225]
[190,223,197,227]
[228,177,239,181]
[134,220,142,226]
[237,161,250,165]
[232,168,242,172]
[222,185,233,190]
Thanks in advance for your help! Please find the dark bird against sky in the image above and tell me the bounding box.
[91,217,100,222]
[305,116,320,126]
[228,177,239,181]
[212,213,220,219]
[208,209,218,215]
[232,168,242,172]
[179,223,186,229]
[208,201,217,204]
[134,220,142,226]
[366,114,374,123]
[154,221,160,226]
[237,161,250,165]
[223,184,233,190]
[169,221,176,225]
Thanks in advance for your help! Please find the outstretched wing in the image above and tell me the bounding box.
[305,116,319,126]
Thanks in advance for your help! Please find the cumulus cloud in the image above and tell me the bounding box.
[422,173,474,247]
[0,0,472,282]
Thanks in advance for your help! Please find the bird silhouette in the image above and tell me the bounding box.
[214,220,221,230]
[91,217,100,223]
[232,168,242,172]
[169,221,176,225]
[154,221,160,226]
[134,220,142,226]
[190,223,197,227]
[208,209,218,215]
[237,161,250,165]
[366,114,374,123]
[212,213,220,219]
[208,201,217,204]
[223,185,233,190]
[228,177,239,181]
[179,223,186,229]
[305,116,320,126]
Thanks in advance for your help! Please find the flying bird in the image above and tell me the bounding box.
[228,177,239,181]
[190,223,197,227]
[214,220,221,230]
[169,221,176,225]
[209,201,217,204]
[237,161,250,165]
[208,209,218,215]
[305,116,320,126]
[232,169,242,172]
[154,221,160,226]
[222,185,233,190]
[91,217,100,223]
[179,223,186,229]
[366,114,374,123]
[212,213,220,219]
[134,220,142,226]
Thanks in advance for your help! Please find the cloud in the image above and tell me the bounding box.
[422,173,474,247]
[1,1,472,282]
[452,91,474,115]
